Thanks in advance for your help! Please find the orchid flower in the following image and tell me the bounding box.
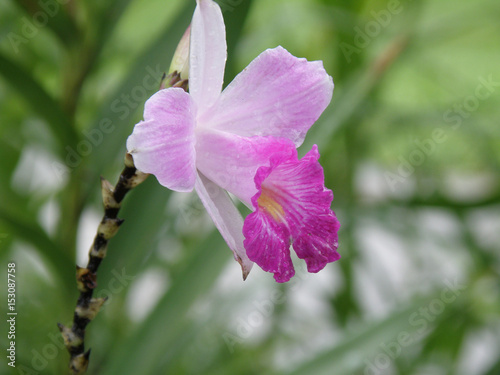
[127,0,340,282]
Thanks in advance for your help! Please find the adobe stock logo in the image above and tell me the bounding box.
[8,0,70,53]
[443,75,500,129]
[222,267,310,354]
[51,65,162,180]
[340,0,404,63]
[384,75,499,191]
[363,278,466,375]
[17,268,134,374]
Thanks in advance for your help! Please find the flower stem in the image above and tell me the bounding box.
[58,153,148,375]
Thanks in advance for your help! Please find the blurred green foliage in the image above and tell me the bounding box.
[0,0,499,374]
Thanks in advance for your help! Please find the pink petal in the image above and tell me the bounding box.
[195,129,296,205]
[189,0,227,113]
[126,88,196,192]
[200,46,333,147]
[195,172,253,279]
[243,145,340,282]
[243,207,295,283]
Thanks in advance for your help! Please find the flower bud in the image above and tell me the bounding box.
[168,25,191,80]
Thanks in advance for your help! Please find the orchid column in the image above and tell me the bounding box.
[127,0,340,283]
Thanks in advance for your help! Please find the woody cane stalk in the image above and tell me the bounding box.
[57,69,187,374]
[57,154,148,374]
[55,27,189,370]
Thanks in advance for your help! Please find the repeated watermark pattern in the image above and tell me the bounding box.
[385,75,499,191]
[222,265,311,353]
[51,65,163,180]
[363,278,467,374]
[443,75,499,129]
[340,0,404,63]
[8,0,70,53]
[13,268,134,374]
[8,0,245,54]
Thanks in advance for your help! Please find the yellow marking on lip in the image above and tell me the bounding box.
[258,188,285,221]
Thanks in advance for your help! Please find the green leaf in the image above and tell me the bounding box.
[0,207,75,296]
[287,293,439,375]
[13,0,79,47]
[0,52,77,155]
[97,177,171,287]
[85,1,196,175]
[220,0,255,84]
[99,232,231,375]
